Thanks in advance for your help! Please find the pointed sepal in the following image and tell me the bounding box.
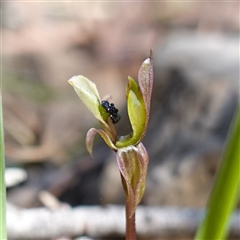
[86,128,117,158]
[138,49,153,126]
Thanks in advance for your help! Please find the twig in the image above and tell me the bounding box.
[7,205,240,239]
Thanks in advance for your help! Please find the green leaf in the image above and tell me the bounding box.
[135,142,149,205]
[0,93,7,240]
[195,106,240,240]
[116,143,149,217]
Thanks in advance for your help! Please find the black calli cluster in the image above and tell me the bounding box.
[101,100,121,124]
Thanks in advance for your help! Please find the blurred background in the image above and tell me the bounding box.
[2,1,239,239]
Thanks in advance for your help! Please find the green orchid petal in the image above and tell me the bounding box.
[115,77,146,148]
[68,75,105,124]
[86,128,117,158]
[116,143,149,217]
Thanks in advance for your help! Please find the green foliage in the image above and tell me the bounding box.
[0,94,7,240]
[195,106,240,240]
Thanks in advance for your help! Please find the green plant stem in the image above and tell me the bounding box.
[0,94,7,239]
[126,199,136,240]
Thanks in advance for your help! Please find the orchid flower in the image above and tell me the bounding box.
[68,50,153,240]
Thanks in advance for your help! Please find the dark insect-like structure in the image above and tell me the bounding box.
[101,100,121,124]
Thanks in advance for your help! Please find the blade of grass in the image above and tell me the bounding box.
[195,106,240,240]
[0,92,7,239]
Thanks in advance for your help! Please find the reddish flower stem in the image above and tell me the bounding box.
[125,199,136,240]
